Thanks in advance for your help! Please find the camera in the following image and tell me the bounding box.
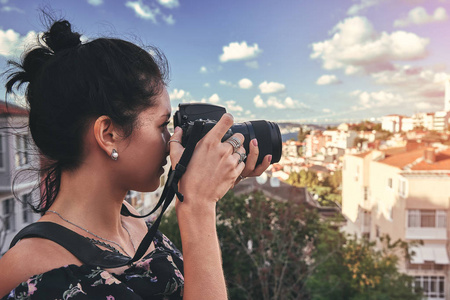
[173,103,282,165]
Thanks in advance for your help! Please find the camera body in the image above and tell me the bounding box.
[173,103,282,165]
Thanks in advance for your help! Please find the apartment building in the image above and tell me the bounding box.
[0,101,39,255]
[342,145,450,299]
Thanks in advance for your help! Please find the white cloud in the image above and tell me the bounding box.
[162,14,175,25]
[125,0,160,23]
[371,65,449,101]
[238,78,253,89]
[203,83,210,87]
[1,5,24,13]
[225,100,243,112]
[169,88,189,100]
[347,0,383,15]
[350,90,405,111]
[253,95,266,108]
[323,108,331,113]
[253,95,308,110]
[219,80,234,87]
[209,93,220,103]
[219,41,262,62]
[415,101,432,110]
[245,61,259,69]
[0,29,37,57]
[316,74,341,85]
[258,81,286,94]
[310,16,429,74]
[200,66,207,73]
[88,0,103,6]
[394,7,448,27]
[157,0,179,8]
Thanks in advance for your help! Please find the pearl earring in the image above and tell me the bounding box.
[111,149,119,161]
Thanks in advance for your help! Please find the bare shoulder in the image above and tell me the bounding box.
[0,237,81,298]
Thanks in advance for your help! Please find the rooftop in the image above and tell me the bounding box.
[379,148,450,171]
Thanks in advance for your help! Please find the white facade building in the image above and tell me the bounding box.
[0,102,40,255]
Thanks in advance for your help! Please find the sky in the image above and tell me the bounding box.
[1,0,450,124]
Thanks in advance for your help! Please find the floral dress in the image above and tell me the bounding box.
[2,230,184,300]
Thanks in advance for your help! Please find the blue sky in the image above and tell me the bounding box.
[1,0,450,124]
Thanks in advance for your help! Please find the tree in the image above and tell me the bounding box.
[297,127,310,143]
[287,170,342,205]
[159,191,422,299]
[216,191,320,300]
[306,230,422,300]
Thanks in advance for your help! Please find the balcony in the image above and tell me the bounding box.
[406,227,447,240]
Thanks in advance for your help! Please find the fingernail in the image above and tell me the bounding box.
[267,155,272,162]
[174,126,181,133]
[252,139,258,147]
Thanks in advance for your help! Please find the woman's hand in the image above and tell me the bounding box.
[233,137,272,186]
[169,113,246,206]
[169,114,243,300]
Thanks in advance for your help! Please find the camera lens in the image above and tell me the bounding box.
[230,121,282,165]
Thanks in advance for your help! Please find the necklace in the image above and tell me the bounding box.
[46,210,136,257]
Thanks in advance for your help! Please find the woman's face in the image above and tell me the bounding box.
[115,88,172,192]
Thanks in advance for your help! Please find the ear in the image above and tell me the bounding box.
[93,115,120,157]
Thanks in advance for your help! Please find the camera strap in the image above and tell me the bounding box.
[9,121,206,268]
[120,120,206,266]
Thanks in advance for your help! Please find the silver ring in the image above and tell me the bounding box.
[225,136,241,153]
[168,139,182,145]
[237,152,247,164]
[238,175,246,181]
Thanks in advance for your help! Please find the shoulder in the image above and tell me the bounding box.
[0,236,82,298]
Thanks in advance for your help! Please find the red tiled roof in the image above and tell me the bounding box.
[0,101,28,116]
[379,149,423,168]
[379,148,450,170]
[411,149,450,171]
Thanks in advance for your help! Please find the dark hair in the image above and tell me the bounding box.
[5,19,169,214]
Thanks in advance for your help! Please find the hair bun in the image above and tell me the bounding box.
[43,20,81,53]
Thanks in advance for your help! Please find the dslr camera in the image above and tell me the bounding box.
[173,103,282,165]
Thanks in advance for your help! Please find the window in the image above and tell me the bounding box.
[2,198,15,232]
[0,133,4,169]
[22,193,33,224]
[363,186,368,201]
[15,134,31,167]
[387,177,393,189]
[414,276,445,299]
[408,210,446,228]
[398,177,408,198]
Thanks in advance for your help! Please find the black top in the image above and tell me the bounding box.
[2,224,184,300]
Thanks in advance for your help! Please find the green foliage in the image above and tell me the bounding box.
[159,191,421,300]
[286,169,319,188]
[353,137,368,148]
[287,170,342,205]
[217,191,320,300]
[306,231,421,300]
[297,127,310,142]
[352,121,381,132]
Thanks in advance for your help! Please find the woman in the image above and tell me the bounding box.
[0,19,270,299]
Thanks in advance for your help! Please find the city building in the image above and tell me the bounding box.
[381,114,404,133]
[0,101,40,255]
[445,78,450,113]
[434,111,450,132]
[342,144,450,299]
[303,130,327,158]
